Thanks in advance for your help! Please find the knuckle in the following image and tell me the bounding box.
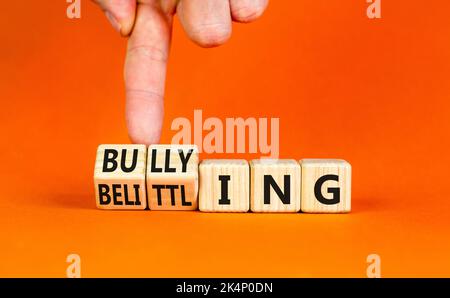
[125,88,164,103]
[126,44,168,63]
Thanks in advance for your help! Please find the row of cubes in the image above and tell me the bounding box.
[94,144,351,213]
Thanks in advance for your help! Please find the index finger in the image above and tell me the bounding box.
[124,3,173,144]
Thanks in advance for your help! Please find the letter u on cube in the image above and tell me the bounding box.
[94,144,351,213]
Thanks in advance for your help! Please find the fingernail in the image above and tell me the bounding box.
[105,11,121,34]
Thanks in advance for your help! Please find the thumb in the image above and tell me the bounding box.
[93,0,136,36]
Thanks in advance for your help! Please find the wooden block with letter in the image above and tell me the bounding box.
[94,144,147,210]
[300,159,351,213]
[199,160,249,212]
[146,144,199,210]
[250,159,301,212]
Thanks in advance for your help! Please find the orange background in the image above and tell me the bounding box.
[1,1,450,277]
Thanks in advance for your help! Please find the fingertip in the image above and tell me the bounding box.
[177,0,232,48]
[230,0,269,23]
[96,0,136,36]
[128,130,161,146]
[119,19,135,37]
[108,13,135,37]
[189,23,232,48]
[126,93,164,145]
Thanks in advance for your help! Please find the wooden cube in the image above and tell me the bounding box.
[199,160,249,212]
[250,159,301,212]
[94,144,147,210]
[146,145,199,210]
[300,159,351,213]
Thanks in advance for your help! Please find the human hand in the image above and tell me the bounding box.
[93,0,268,144]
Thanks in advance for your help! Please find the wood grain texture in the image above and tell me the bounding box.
[250,159,301,213]
[300,159,351,213]
[94,144,147,210]
[146,144,198,210]
[199,159,249,212]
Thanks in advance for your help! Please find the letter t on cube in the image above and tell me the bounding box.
[146,145,199,210]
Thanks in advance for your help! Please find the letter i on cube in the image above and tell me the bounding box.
[199,159,250,212]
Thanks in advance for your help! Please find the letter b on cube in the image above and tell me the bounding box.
[94,144,147,210]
